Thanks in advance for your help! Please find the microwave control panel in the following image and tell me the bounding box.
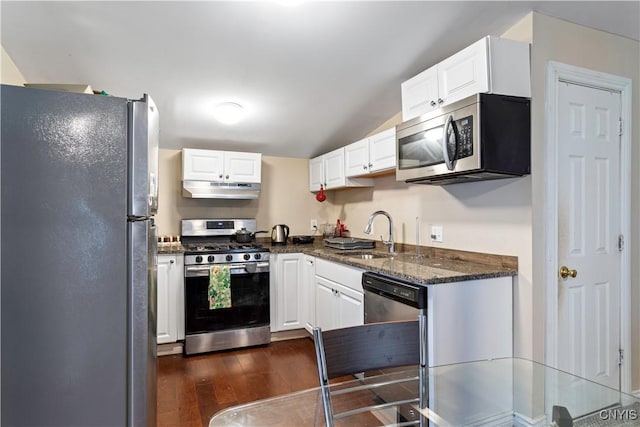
[455,116,473,159]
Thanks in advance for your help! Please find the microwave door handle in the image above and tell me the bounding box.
[442,115,456,171]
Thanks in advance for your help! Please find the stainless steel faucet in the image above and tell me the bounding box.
[364,210,394,253]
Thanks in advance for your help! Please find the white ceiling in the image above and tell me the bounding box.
[2,1,638,158]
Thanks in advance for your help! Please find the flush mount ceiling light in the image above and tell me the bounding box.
[213,102,244,125]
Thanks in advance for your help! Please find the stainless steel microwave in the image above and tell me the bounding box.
[395,93,530,185]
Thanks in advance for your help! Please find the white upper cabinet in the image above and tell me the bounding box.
[401,66,440,122]
[183,148,261,183]
[368,128,397,173]
[309,147,373,191]
[309,156,324,191]
[345,128,396,177]
[223,151,262,183]
[345,138,369,177]
[402,36,530,121]
[182,148,225,181]
[323,147,346,189]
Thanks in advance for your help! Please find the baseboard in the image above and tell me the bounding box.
[633,389,640,398]
[158,342,183,356]
[513,411,547,427]
[270,329,311,342]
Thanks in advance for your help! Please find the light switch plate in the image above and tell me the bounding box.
[430,225,443,242]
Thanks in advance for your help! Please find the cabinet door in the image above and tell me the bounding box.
[315,277,337,331]
[157,255,178,344]
[437,37,489,107]
[323,147,346,189]
[336,283,363,329]
[303,256,316,333]
[345,138,370,177]
[224,151,262,183]
[182,148,224,181]
[275,253,304,331]
[368,128,396,173]
[401,65,439,121]
[309,156,324,191]
[172,256,185,341]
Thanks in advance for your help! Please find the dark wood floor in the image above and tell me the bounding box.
[157,337,321,427]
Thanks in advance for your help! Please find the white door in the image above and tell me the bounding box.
[556,82,621,389]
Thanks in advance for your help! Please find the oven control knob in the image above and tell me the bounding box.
[195,255,203,263]
[254,253,262,260]
[208,255,215,263]
[243,254,251,261]
[226,254,233,262]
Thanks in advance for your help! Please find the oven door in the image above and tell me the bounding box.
[184,262,270,335]
[396,101,480,181]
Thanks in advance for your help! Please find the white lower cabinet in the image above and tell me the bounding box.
[314,258,364,331]
[427,276,512,366]
[302,255,316,333]
[270,253,307,332]
[157,254,184,344]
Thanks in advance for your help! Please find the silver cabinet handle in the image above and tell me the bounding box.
[225,174,229,179]
[170,260,174,264]
[218,174,223,179]
[368,163,373,169]
[430,100,437,107]
[437,98,444,104]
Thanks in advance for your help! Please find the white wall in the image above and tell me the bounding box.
[1,45,26,86]
[156,150,317,237]
[529,12,640,391]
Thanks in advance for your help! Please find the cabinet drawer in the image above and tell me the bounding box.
[315,258,363,292]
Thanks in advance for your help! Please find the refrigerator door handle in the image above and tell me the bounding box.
[127,215,151,222]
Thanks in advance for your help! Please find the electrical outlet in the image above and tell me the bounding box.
[430,225,443,242]
[310,219,318,231]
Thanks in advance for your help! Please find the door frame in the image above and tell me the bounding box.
[544,61,632,392]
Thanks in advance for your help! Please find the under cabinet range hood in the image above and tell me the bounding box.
[181,149,262,199]
[182,180,261,199]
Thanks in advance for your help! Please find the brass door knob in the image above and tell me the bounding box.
[559,265,578,279]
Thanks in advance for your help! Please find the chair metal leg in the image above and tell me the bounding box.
[418,313,428,410]
[313,327,335,427]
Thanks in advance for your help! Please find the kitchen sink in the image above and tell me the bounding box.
[345,252,392,260]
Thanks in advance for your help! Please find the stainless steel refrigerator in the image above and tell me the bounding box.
[1,84,159,426]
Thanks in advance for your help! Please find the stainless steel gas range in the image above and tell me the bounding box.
[181,219,270,355]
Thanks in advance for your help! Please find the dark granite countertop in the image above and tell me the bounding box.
[157,246,185,255]
[263,238,517,285]
[156,238,517,285]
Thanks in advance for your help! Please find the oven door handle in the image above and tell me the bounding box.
[185,262,270,277]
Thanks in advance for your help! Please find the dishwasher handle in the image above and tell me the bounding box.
[362,272,427,309]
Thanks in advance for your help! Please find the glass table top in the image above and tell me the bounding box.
[209,358,640,426]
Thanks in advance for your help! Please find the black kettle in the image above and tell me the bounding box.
[271,224,290,245]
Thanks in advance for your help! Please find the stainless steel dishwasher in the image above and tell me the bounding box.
[362,271,427,323]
